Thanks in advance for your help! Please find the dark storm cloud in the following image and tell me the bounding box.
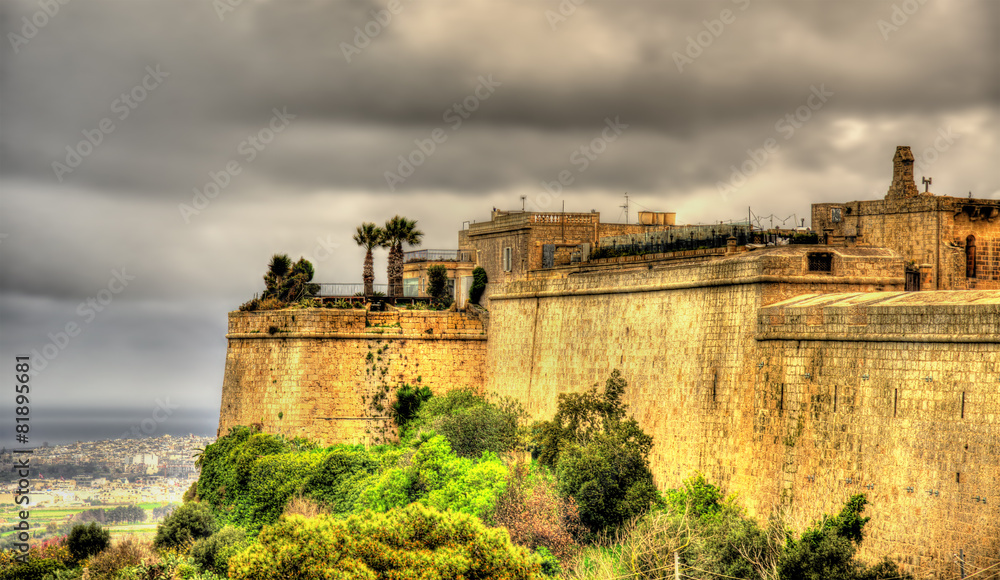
[2,0,996,197]
[1,0,996,444]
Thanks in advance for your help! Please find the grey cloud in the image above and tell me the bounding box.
[1,0,996,444]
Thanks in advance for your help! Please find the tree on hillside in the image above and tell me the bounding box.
[353,222,385,296]
[67,522,110,563]
[382,215,423,297]
[533,370,660,536]
[262,253,320,302]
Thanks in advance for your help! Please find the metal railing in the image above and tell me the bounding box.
[592,229,751,260]
[317,283,388,297]
[404,249,474,263]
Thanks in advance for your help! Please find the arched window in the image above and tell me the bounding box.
[966,235,977,278]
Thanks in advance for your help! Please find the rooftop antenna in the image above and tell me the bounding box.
[520,195,526,211]
[922,177,932,193]
[620,192,629,224]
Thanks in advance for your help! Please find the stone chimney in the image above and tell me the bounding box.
[886,145,920,199]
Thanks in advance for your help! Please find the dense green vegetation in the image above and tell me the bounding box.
[534,370,660,537]
[2,371,913,580]
[239,254,320,311]
[469,266,488,304]
[229,504,541,580]
[66,523,109,563]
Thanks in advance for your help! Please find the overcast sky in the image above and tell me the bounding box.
[1,0,997,445]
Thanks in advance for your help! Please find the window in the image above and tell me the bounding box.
[831,208,842,223]
[966,235,977,278]
[808,252,833,272]
[403,278,419,297]
[502,247,512,272]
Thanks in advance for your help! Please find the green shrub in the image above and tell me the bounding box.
[301,446,380,515]
[427,264,449,301]
[469,266,487,304]
[533,370,630,469]
[555,426,660,536]
[66,522,110,563]
[291,297,321,309]
[358,434,507,520]
[39,568,82,580]
[197,427,312,526]
[0,558,65,580]
[191,525,247,576]
[244,452,325,532]
[779,494,913,580]
[391,383,432,434]
[669,479,780,580]
[86,536,157,580]
[154,501,215,550]
[182,482,198,503]
[261,254,319,302]
[412,387,524,458]
[662,473,725,520]
[535,546,560,576]
[534,370,660,536]
[228,504,544,580]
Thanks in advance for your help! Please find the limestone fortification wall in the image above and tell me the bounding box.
[757,292,999,575]
[217,244,998,577]
[219,308,486,445]
[485,249,999,578]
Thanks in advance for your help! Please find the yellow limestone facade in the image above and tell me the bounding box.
[219,147,999,578]
[483,247,999,579]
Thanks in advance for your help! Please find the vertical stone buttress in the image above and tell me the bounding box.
[886,145,920,199]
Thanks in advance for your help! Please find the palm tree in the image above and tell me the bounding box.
[353,223,385,296]
[382,215,424,297]
[262,254,293,299]
[262,254,319,302]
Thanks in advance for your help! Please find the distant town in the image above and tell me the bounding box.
[0,434,214,507]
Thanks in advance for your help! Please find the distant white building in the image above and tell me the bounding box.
[131,453,158,468]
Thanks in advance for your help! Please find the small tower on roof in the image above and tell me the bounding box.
[885,145,921,199]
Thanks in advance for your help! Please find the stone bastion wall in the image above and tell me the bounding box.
[218,245,997,577]
[218,308,486,445]
[484,247,999,578]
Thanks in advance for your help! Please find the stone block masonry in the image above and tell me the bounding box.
[218,308,486,446]
[485,247,998,579]
[219,244,998,577]
[757,292,1000,575]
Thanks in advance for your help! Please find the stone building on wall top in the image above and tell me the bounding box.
[441,145,998,298]
[813,145,1000,291]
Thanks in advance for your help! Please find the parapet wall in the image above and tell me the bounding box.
[219,308,486,445]
[485,248,999,578]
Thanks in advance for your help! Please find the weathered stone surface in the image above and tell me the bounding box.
[218,309,486,445]
[484,248,998,579]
